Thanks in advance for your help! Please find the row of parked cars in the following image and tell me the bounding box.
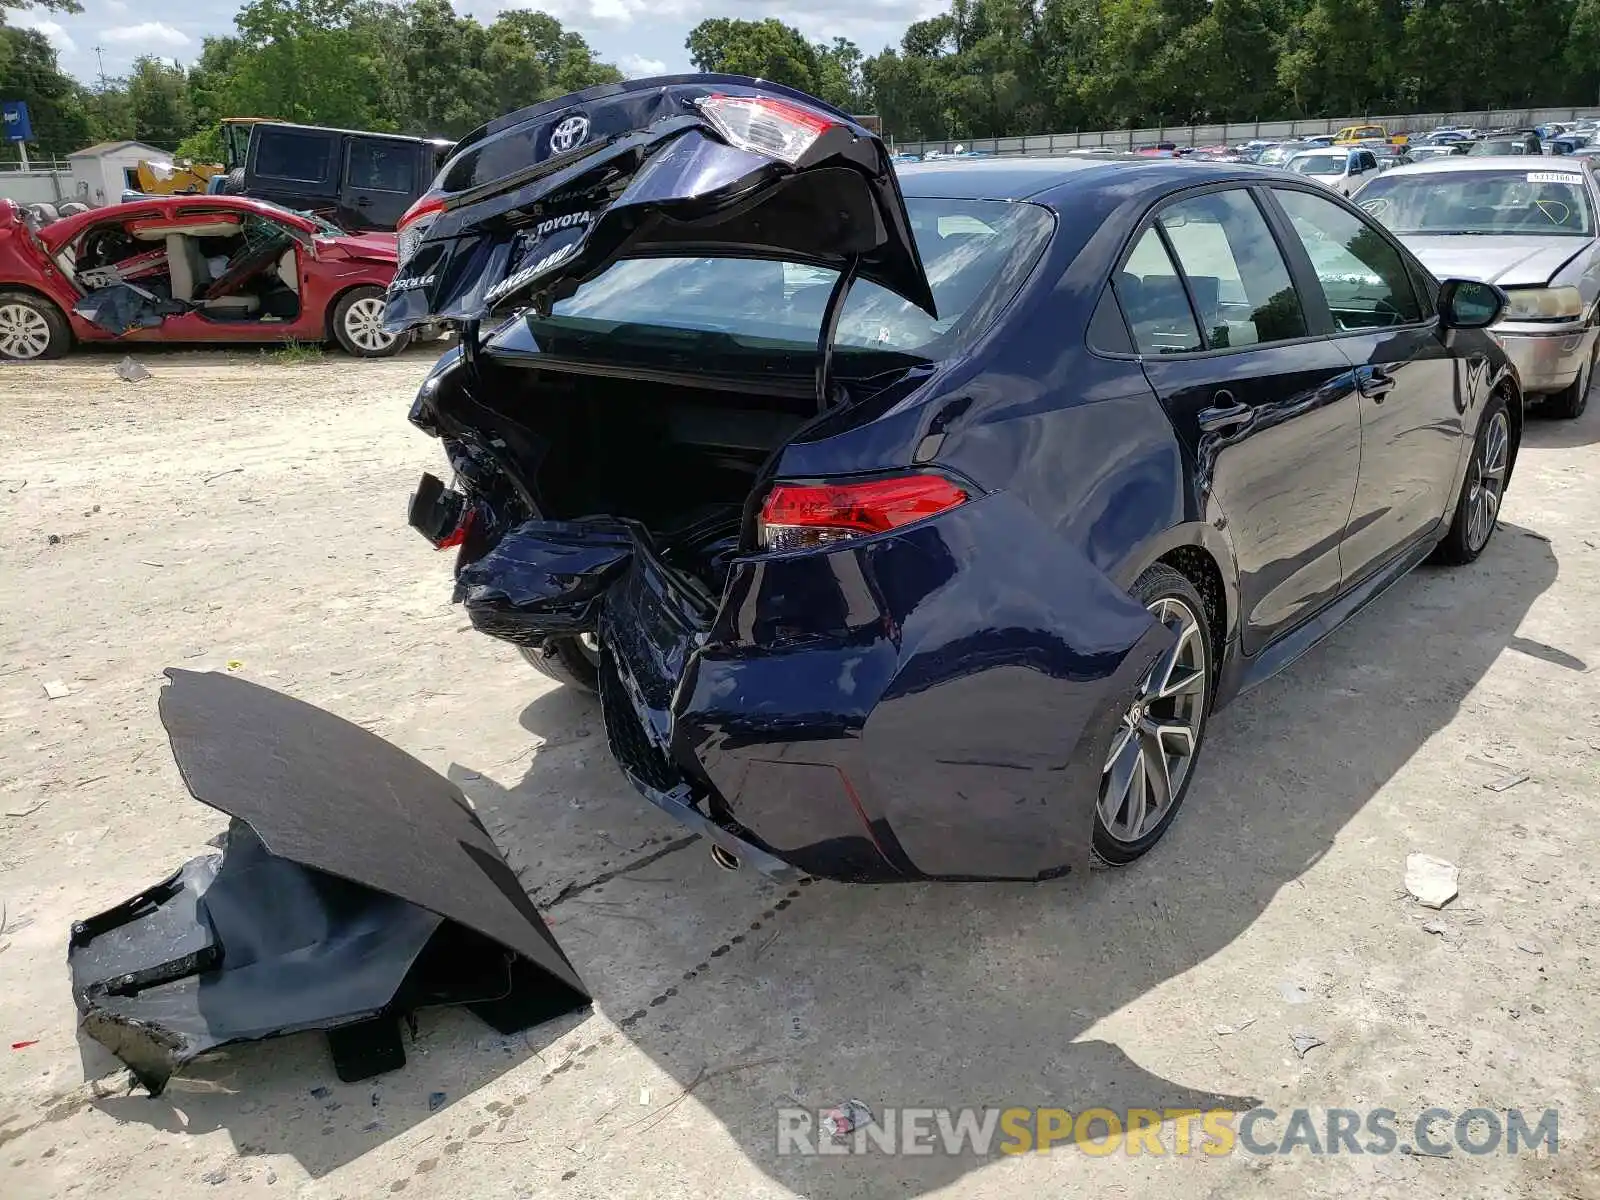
[1052,125,1600,418]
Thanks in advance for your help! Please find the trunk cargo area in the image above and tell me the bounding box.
[459,358,816,601]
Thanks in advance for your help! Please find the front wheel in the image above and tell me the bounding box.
[331,287,407,358]
[1092,564,1215,867]
[0,291,71,360]
[1545,336,1595,420]
[1433,393,1510,565]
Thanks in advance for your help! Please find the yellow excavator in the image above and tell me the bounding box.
[133,118,276,196]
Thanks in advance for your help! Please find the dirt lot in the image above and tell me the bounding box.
[2,349,1598,1199]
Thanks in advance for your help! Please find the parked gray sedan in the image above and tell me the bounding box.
[1354,156,1600,416]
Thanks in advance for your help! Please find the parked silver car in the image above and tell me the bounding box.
[1354,156,1600,416]
[1285,146,1381,197]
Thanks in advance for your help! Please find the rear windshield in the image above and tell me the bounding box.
[1292,154,1346,176]
[527,198,1055,365]
[1357,169,1595,236]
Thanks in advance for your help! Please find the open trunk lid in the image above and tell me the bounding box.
[382,74,935,330]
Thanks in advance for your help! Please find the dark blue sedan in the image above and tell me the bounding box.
[394,77,1521,882]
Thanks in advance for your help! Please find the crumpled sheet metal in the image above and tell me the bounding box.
[68,669,590,1094]
[72,282,184,336]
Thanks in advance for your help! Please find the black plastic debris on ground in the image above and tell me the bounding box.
[68,668,590,1095]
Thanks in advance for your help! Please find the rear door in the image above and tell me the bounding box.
[1267,185,1465,585]
[1120,185,1363,652]
[340,137,422,232]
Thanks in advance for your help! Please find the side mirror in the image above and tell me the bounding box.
[1438,278,1506,329]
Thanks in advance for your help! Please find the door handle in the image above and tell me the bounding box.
[1197,396,1255,434]
[355,196,372,206]
[1359,366,1396,400]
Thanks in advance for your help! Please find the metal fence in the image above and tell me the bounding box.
[892,106,1600,158]
[0,161,71,206]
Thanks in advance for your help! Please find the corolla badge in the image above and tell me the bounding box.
[550,115,590,154]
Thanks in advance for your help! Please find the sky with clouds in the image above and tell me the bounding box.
[8,0,943,88]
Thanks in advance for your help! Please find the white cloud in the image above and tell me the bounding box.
[104,0,130,11]
[10,15,79,55]
[101,22,191,47]
[618,53,667,78]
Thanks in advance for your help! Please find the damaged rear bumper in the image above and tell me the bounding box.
[457,493,1170,884]
[69,670,590,1094]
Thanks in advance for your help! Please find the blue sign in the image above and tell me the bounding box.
[3,101,33,143]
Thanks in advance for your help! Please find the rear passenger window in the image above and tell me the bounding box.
[1088,285,1133,353]
[347,142,418,194]
[1116,228,1202,354]
[1158,189,1308,349]
[1275,188,1423,329]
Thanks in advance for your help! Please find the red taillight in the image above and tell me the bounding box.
[398,194,446,231]
[436,505,475,551]
[696,94,838,165]
[396,194,446,267]
[759,475,969,551]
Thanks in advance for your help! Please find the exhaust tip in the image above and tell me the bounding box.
[709,844,740,872]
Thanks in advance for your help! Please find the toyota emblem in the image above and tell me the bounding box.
[550,115,590,154]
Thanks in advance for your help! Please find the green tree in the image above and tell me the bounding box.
[685,18,820,94]
[225,0,393,129]
[0,25,91,159]
[127,56,192,149]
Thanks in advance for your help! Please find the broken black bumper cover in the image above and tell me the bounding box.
[68,669,590,1095]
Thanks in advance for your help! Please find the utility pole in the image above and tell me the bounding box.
[92,45,108,92]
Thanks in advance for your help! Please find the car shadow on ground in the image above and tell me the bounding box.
[462,521,1559,1197]
[89,523,1557,1192]
[1519,385,1600,449]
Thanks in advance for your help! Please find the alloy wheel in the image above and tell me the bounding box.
[1465,410,1510,554]
[343,297,397,353]
[0,303,51,359]
[1097,595,1208,846]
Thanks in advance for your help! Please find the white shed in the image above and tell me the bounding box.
[66,140,168,207]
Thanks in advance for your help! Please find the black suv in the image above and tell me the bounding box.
[215,122,454,232]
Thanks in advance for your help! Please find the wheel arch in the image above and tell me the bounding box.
[0,284,75,354]
[1117,522,1240,661]
[323,282,376,343]
[0,282,71,315]
[1500,373,1523,486]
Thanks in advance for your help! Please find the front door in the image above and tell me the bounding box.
[1269,186,1467,585]
[341,138,422,232]
[1120,186,1363,652]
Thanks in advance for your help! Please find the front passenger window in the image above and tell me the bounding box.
[1275,188,1424,330]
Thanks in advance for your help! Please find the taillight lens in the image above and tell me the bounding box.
[759,475,969,551]
[696,94,837,166]
[396,194,446,268]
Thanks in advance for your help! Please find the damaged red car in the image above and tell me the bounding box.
[0,194,408,360]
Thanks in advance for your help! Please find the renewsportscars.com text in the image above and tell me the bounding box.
[776,1106,1559,1157]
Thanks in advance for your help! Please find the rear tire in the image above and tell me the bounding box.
[520,637,600,694]
[0,291,71,360]
[1433,391,1510,565]
[1091,564,1215,868]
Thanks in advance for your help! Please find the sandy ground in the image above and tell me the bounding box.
[2,348,1599,1199]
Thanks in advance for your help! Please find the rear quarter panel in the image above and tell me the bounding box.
[678,176,1238,879]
